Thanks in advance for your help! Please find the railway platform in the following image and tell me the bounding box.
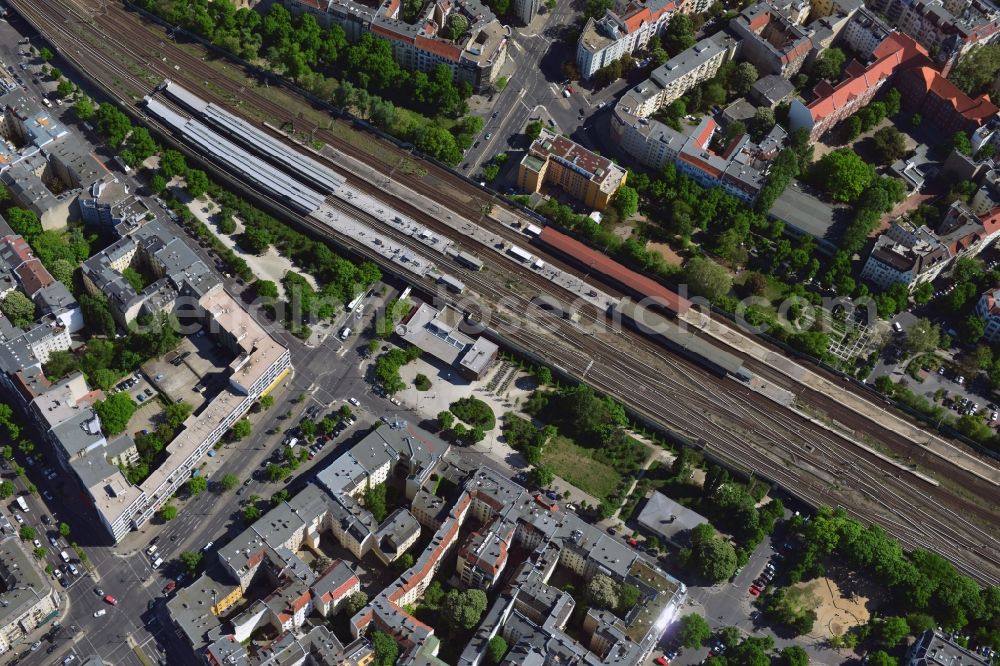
[683,310,1000,487]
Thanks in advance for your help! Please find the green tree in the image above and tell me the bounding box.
[232,419,252,440]
[677,613,713,648]
[39,47,54,61]
[34,546,48,560]
[19,526,36,541]
[179,550,203,575]
[363,481,388,522]
[159,504,177,521]
[536,366,553,385]
[56,79,74,98]
[343,590,369,615]
[876,616,911,646]
[526,120,543,139]
[93,392,136,436]
[780,645,810,666]
[260,395,275,410]
[423,580,446,609]
[685,256,732,301]
[0,481,14,499]
[613,185,639,217]
[529,463,555,488]
[663,14,695,55]
[688,523,737,582]
[1,291,36,328]
[442,588,488,630]
[867,650,898,666]
[95,103,132,147]
[813,149,876,202]
[487,636,508,664]
[73,95,96,120]
[813,48,846,80]
[586,573,620,609]
[872,126,907,164]
[6,208,42,239]
[243,504,262,523]
[949,131,972,155]
[905,318,940,352]
[187,476,208,496]
[185,169,210,197]
[220,474,240,491]
[731,62,759,96]
[160,149,187,178]
[59,522,71,537]
[371,631,399,666]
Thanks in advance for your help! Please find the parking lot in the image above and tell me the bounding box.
[142,334,233,409]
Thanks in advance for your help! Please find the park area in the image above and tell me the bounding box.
[540,435,623,501]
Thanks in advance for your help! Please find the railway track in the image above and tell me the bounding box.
[12,0,1000,584]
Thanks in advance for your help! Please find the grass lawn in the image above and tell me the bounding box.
[542,435,622,500]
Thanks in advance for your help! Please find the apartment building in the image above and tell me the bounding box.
[0,537,60,655]
[840,7,894,57]
[674,117,788,202]
[78,176,153,232]
[898,66,999,134]
[284,0,509,92]
[0,89,102,230]
[730,3,813,77]
[860,201,1000,290]
[576,0,676,79]
[788,32,930,140]
[867,0,1000,63]
[518,128,628,210]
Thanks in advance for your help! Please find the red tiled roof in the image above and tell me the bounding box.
[537,227,691,315]
[621,0,675,33]
[807,33,930,125]
[908,66,998,124]
[414,35,462,61]
[15,259,53,297]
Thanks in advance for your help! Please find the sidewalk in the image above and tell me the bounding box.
[684,310,1000,487]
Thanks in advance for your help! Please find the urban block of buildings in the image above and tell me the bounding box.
[0,223,82,374]
[0,89,103,230]
[789,31,931,140]
[168,423,686,666]
[860,200,1000,290]
[866,0,1000,64]
[610,31,787,203]
[730,2,813,77]
[0,536,60,655]
[517,127,629,210]
[0,208,291,543]
[576,0,677,79]
[284,0,510,92]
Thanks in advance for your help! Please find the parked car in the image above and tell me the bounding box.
[162,580,177,594]
[749,585,761,596]
[93,609,106,618]
[103,594,118,606]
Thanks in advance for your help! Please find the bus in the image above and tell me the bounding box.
[15,496,28,512]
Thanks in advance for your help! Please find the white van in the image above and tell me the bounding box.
[146,544,158,557]
[41,98,52,108]
[59,550,70,563]
[151,557,163,569]
[339,327,352,340]
[15,496,28,512]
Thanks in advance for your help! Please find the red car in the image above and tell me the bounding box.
[103,594,118,606]
[655,658,669,666]
[749,586,761,596]
[627,538,639,547]
[162,580,177,594]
